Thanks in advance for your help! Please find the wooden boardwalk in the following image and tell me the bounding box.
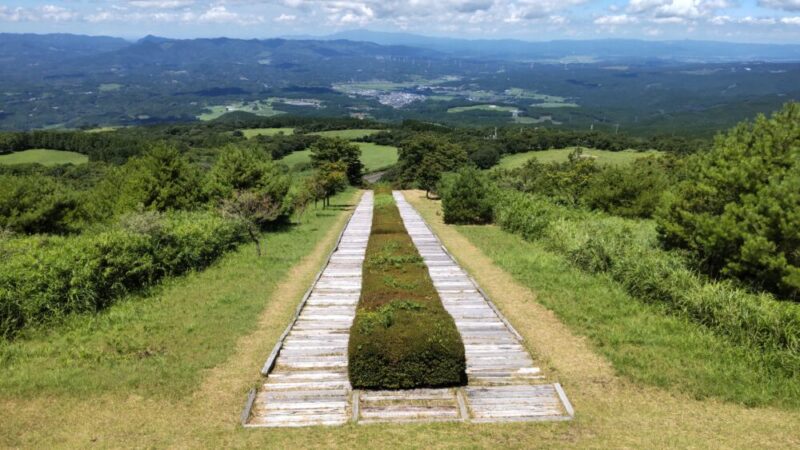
[389,191,573,423]
[245,192,373,428]
[243,191,572,427]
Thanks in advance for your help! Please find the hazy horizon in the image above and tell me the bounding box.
[1,1,800,44]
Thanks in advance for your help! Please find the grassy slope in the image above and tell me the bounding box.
[242,127,295,138]
[497,148,664,169]
[0,190,358,398]
[0,149,88,166]
[280,143,398,173]
[355,142,398,172]
[0,189,797,447]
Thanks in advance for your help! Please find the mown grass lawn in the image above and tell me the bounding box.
[241,127,295,138]
[0,149,88,166]
[497,147,664,169]
[280,143,398,173]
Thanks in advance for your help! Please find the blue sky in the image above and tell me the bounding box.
[1,1,799,43]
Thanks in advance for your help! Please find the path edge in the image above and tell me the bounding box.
[397,191,524,342]
[259,191,363,376]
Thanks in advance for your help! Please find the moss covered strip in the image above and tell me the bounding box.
[348,187,466,389]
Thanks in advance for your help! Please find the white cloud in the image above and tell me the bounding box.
[274,13,297,22]
[759,0,800,12]
[0,4,78,22]
[127,0,196,9]
[198,6,237,23]
[594,14,639,25]
[739,15,777,25]
[781,15,800,24]
[626,0,732,21]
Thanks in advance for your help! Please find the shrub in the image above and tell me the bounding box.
[440,167,494,225]
[0,211,246,338]
[492,188,800,368]
[657,102,800,299]
[0,175,80,234]
[583,156,671,218]
[348,192,466,389]
[115,143,203,214]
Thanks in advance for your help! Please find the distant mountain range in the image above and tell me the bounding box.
[295,29,800,63]
[0,32,798,132]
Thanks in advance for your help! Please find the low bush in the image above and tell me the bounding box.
[0,211,246,338]
[492,188,800,369]
[348,192,466,389]
[440,167,494,225]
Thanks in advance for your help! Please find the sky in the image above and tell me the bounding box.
[1,1,800,43]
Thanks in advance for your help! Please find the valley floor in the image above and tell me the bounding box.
[1,190,798,448]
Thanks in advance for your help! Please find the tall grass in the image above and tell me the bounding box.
[493,189,800,371]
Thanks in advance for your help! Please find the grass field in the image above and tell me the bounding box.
[241,127,295,138]
[0,190,358,400]
[1,190,798,447]
[309,129,381,139]
[0,149,88,166]
[98,83,122,92]
[497,148,664,169]
[447,105,519,114]
[530,102,580,108]
[279,142,398,173]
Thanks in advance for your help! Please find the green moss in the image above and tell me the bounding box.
[348,192,466,389]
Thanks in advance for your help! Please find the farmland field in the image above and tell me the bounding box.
[309,129,381,139]
[447,105,518,113]
[198,100,284,121]
[497,148,664,169]
[241,127,295,138]
[0,149,88,166]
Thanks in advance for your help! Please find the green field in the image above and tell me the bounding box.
[198,100,284,121]
[308,129,381,139]
[355,143,398,172]
[531,102,580,108]
[447,104,519,114]
[0,149,88,166]
[241,127,295,138]
[279,142,398,173]
[497,148,664,169]
[98,83,122,92]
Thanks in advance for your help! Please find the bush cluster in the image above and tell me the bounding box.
[0,211,246,338]
[493,188,800,370]
[348,192,466,389]
[440,167,494,225]
[657,102,800,299]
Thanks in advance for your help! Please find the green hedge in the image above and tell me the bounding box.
[348,192,466,389]
[0,211,246,338]
[494,189,800,370]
